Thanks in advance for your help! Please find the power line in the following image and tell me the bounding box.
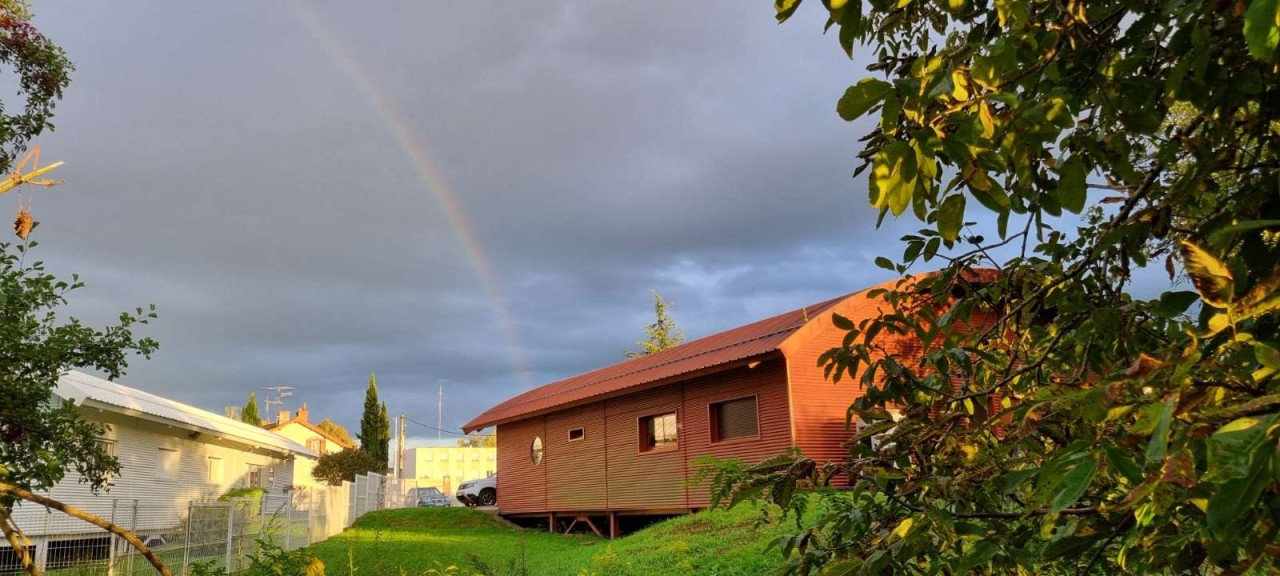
[403,416,493,437]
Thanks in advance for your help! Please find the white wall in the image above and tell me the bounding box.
[11,408,302,536]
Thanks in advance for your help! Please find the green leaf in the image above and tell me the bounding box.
[938,194,966,241]
[838,78,894,121]
[1051,455,1098,514]
[1243,0,1280,61]
[1179,241,1234,308]
[1207,414,1278,481]
[775,0,803,23]
[1057,156,1087,214]
[1145,397,1175,465]
[874,256,896,271]
[1207,449,1273,538]
[1154,291,1200,317]
[871,141,918,216]
[880,93,902,134]
[832,313,855,330]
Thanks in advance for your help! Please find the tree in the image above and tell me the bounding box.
[456,433,496,448]
[316,418,355,447]
[624,291,684,358]
[310,448,384,486]
[358,373,389,469]
[705,1,1280,574]
[241,391,262,426]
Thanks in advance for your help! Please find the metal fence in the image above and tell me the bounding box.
[2,473,415,575]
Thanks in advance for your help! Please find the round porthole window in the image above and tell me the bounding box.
[531,436,544,466]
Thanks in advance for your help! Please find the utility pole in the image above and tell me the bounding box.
[437,386,443,440]
[396,414,406,479]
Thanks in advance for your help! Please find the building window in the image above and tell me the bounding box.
[710,396,759,442]
[567,427,585,442]
[423,453,432,461]
[246,464,263,487]
[639,412,678,452]
[306,438,324,454]
[156,448,180,481]
[206,457,224,483]
[96,438,117,457]
[530,436,544,466]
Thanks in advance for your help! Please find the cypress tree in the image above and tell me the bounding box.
[358,373,389,470]
[241,392,262,426]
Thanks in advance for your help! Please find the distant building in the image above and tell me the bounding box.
[402,446,496,494]
[264,403,355,456]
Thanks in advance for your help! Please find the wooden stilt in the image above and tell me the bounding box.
[548,512,556,533]
[608,512,619,540]
[563,515,603,538]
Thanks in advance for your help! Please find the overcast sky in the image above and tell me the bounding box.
[18,1,1102,447]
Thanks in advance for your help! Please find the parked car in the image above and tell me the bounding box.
[455,475,497,507]
[415,487,451,507]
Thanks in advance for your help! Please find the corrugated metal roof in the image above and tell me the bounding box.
[463,292,853,432]
[57,371,316,458]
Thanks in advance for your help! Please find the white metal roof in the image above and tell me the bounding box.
[56,370,317,459]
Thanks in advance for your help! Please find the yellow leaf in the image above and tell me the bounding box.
[951,70,970,100]
[1180,240,1234,308]
[979,100,995,139]
[892,517,916,539]
[961,444,979,462]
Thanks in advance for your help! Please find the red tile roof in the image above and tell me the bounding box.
[462,292,854,432]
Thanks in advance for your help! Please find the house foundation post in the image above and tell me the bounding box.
[608,512,618,540]
[548,513,556,533]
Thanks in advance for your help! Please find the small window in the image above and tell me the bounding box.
[423,453,432,461]
[639,412,678,452]
[96,439,117,457]
[245,464,263,487]
[531,436,544,466]
[307,438,324,453]
[711,396,759,442]
[156,448,180,481]
[206,457,224,483]
[567,427,585,442]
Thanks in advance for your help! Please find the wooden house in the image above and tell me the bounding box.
[463,277,940,537]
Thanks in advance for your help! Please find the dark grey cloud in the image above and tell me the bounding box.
[21,0,925,439]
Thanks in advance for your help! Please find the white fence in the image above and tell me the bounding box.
[1,473,416,575]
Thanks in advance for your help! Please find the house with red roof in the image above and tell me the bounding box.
[463,276,959,538]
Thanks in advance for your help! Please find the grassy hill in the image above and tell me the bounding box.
[305,505,798,575]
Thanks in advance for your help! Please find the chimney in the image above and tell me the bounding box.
[277,410,290,424]
[296,403,310,424]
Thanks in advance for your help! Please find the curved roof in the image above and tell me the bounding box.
[57,371,316,458]
[462,291,855,432]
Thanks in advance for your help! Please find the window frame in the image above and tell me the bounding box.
[637,411,679,454]
[156,448,180,481]
[567,427,585,443]
[245,463,263,488]
[708,394,761,444]
[206,457,224,483]
[530,436,544,466]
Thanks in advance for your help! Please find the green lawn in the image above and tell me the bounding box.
[305,505,801,576]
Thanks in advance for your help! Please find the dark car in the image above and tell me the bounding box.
[415,486,451,507]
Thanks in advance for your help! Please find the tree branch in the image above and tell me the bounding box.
[0,508,40,576]
[0,483,172,576]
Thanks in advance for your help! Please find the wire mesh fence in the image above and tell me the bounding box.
[2,473,415,575]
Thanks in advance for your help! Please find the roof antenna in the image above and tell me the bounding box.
[263,386,294,419]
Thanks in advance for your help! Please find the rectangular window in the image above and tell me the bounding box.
[96,438,117,457]
[422,453,432,461]
[711,396,759,442]
[206,457,224,483]
[245,464,263,487]
[567,427,585,442]
[639,412,678,452]
[306,438,324,453]
[156,448,180,481]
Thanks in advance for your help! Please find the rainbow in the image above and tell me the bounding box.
[286,2,533,392]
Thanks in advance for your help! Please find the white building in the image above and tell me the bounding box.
[4,371,318,572]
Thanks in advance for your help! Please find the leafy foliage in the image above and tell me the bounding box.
[0,0,72,175]
[624,291,685,358]
[241,391,262,426]
[358,373,390,468]
[0,241,157,508]
[317,417,355,447]
[311,447,384,486]
[704,0,1280,573]
[457,432,496,448]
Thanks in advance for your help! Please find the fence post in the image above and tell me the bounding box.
[128,500,138,576]
[224,501,236,574]
[181,500,193,576]
[284,498,292,551]
[107,500,118,576]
